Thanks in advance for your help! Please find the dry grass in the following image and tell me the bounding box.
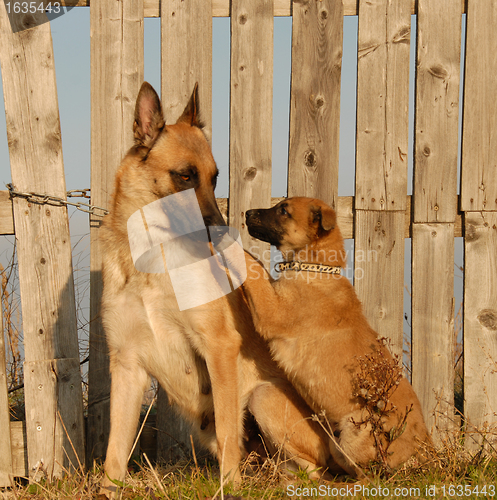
[1,434,496,500]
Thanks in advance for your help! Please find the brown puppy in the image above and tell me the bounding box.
[99,85,337,497]
[235,197,432,475]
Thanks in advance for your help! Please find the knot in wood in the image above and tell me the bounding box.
[423,146,431,157]
[465,224,477,242]
[239,13,248,24]
[304,150,317,168]
[320,9,328,20]
[315,95,325,109]
[428,64,449,80]
[243,167,257,180]
[477,309,497,331]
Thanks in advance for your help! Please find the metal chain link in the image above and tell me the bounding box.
[6,184,109,217]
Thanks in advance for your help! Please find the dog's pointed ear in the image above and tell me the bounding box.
[311,204,336,231]
[133,82,165,150]
[176,83,204,128]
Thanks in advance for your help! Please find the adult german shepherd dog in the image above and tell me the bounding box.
[233,197,432,476]
[98,83,336,498]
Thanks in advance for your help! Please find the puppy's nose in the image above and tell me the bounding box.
[245,209,258,221]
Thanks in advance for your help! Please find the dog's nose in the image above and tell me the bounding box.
[203,212,226,228]
[245,209,258,222]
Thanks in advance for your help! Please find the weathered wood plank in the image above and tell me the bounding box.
[354,0,410,358]
[287,0,343,210]
[0,299,13,487]
[354,211,405,357]
[136,0,467,18]
[216,195,461,240]
[88,0,144,462]
[0,2,85,478]
[412,223,455,440]
[0,193,462,241]
[10,421,27,477]
[411,0,461,440]
[463,212,497,449]
[460,1,497,212]
[0,192,14,235]
[229,0,273,260]
[24,358,85,479]
[60,0,468,16]
[156,387,195,462]
[413,0,461,223]
[161,0,212,128]
[157,0,212,459]
[355,0,410,211]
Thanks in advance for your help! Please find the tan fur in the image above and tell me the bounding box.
[99,85,337,498]
[237,197,432,476]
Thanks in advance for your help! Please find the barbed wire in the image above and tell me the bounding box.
[6,184,109,216]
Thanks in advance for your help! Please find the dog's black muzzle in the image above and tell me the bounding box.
[245,208,284,247]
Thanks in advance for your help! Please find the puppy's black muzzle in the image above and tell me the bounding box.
[245,208,284,247]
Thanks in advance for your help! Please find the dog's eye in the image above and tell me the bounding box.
[280,206,288,216]
[180,175,191,181]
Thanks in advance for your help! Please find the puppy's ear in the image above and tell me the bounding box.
[176,82,204,128]
[133,82,165,150]
[311,204,336,231]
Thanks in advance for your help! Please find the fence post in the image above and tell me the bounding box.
[0,4,85,479]
[87,0,144,462]
[460,0,497,451]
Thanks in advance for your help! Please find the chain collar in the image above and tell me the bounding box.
[275,261,342,275]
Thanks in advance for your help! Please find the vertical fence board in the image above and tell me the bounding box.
[460,1,497,212]
[354,212,405,354]
[158,0,212,459]
[24,359,85,478]
[413,0,460,224]
[354,0,410,356]
[461,0,497,447]
[0,4,84,477]
[10,422,27,477]
[88,0,144,462]
[412,224,455,438]
[463,213,497,448]
[411,0,461,439]
[161,0,212,127]
[288,0,343,209]
[355,0,410,212]
[0,303,12,487]
[229,0,273,259]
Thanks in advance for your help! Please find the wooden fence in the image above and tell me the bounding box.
[1,0,497,486]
